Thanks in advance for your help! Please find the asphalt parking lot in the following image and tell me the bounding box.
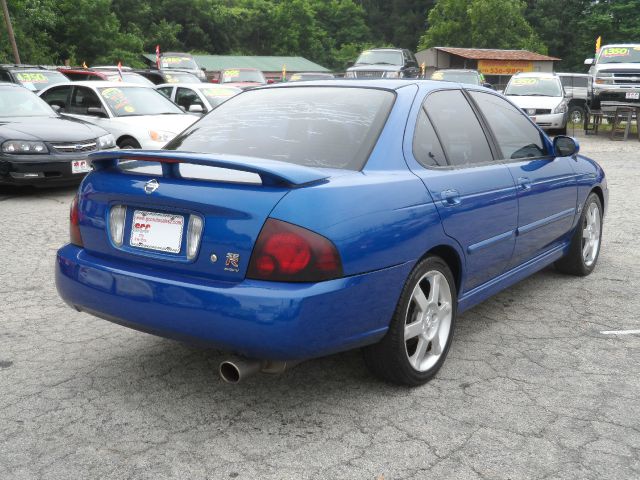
[1,133,639,480]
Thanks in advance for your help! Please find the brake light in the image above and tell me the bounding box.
[69,194,83,247]
[247,219,342,282]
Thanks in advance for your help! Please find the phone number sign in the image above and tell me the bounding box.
[478,60,534,75]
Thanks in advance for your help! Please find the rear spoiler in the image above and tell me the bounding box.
[89,150,330,187]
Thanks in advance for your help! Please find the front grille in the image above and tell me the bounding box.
[354,70,385,79]
[608,70,640,85]
[50,141,97,154]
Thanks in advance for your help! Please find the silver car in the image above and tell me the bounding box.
[585,44,640,110]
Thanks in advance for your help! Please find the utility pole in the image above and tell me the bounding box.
[1,0,20,64]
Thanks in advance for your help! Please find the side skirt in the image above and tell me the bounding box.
[457,243,568,314]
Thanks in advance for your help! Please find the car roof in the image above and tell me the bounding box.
[44,80,146,88]
[262,79,472,92]
[512,72,558,78]
[434,69,479,73]
[156,82,241,90]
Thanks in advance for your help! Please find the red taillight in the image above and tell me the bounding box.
[69,194,83,247]
[247,219,342,282]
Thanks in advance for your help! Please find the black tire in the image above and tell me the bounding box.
[118,137,141,149]
[555,192,603,276]
[568,105,585,125]
[363,256,457,386]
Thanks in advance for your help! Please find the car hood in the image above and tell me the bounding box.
[347,65,401,72]
[113,114,198,134]
[594,63,640,73]
[506,95,564,110]
[0,116,107,142]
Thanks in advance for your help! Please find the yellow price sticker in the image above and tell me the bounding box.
[124,105,135,113]
[513,78,538,85]
[16,73,48,83]
[602,47,629,57]
[223,70,240,78]
[431,72,444,80]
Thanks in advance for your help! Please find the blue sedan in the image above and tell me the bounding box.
[55,80,607,386]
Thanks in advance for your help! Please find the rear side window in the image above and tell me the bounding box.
[40,85,71,109]
[166,87,395,170]
[413,108,447,167]
[560,76,588,88]
[424,90,493,166]
[470,91,548,160]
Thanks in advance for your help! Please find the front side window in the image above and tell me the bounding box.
[98,86,183,117]
[560,76,588,88]
[69,87,103,114]
[424,90,493,166]
[470,91,548,160]
[166,87,395,170]
[176,87,205,111]
[40,85,72,109]
[157,87,173,98]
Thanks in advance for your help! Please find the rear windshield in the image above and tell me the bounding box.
[431,71,480,85]
[14,70,67,91]
[164,72,201,83]
[355,50,403,66]
[165,87,395,170]
[221,69,265,83]
[200,87,241,107]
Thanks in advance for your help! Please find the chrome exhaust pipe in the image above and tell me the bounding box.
[219,358,262,384]
[219,358,301,384]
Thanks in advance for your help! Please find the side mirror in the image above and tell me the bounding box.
[86,107,107,117]
[188,104,204,113]
[584,58,594,66]
[554,135,579,157]
[50,104,61,113]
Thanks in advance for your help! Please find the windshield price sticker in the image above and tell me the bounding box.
[223,69,240,80]
[431,72,444,80]
[101,87,135,113]
[513,78,539,85]
[130,210,184,254]
[16,73,48,84]
[602,47,630,57]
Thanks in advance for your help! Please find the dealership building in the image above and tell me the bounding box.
[416,47,561,89]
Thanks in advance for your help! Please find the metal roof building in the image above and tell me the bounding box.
[416,47,561,89]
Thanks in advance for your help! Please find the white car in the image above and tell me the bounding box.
[156,83,242,114]
[38,81,198,149]
[504,73,569,134]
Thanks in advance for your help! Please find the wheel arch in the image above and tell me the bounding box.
[591,185,605,211]
[116,135,141,148]
[420,244,463,294]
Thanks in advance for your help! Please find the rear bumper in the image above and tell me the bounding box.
[56,245,412,360]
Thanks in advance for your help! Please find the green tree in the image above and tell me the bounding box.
[419,0,546,53]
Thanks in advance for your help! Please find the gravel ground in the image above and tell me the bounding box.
[1,134,639,480]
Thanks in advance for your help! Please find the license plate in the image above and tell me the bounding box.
[626,92,640,100]
[130,210,184,254]
[71,159,91,174]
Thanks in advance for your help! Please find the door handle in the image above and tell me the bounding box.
[518,177,532,191]
[441,189,461,206]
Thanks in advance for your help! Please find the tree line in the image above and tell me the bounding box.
[1,0,638,72]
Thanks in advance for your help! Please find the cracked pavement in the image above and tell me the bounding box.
[0,134,639,479]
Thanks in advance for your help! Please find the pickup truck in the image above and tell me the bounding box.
[585,44,640,110]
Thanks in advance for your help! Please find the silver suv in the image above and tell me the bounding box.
[585,44,640,109]
[557,73,589,124]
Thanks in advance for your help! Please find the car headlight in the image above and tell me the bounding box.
[344,71,356,79]
[384,71,402,79]
[553,101,568,114]
[97,133,116,149]
[2,140,47,154]
[595,72,614,84]
[149,130,175,142]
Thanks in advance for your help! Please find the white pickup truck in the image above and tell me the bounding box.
[585,44,640,110]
